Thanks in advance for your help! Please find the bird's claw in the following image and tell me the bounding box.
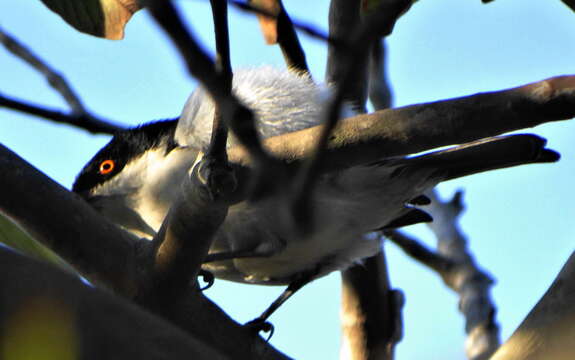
[198,270,215,291]
[245,318,275,341]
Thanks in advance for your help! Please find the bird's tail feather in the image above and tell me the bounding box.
[394,134,559,181]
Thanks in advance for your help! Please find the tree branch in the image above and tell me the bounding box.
[561,0,575,11]
[136,159,231,307]
[0,143,290,359]
[384,230,455,275]
[227,75,575,172]
[228,0,337,46]
[325,0,368,113]
[0,247,228,360]
[340,250,405,360]
[0,28,124,135]
[145,0,274,169]
[0,93,123,135]
[489,251,575,360]
[250,0,309,74]
[0,144,140,295]
[368,40,393,110]
[290,0,413,233]
[425,190,501,360]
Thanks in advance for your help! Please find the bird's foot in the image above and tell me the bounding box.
[198,270,215,291]
[245,318,275,341]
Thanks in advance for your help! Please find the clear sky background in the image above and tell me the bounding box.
[1,1,575,359]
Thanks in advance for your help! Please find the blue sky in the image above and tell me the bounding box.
[1,1,574,359]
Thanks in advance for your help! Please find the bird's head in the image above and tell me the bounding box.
[73,119,199,238]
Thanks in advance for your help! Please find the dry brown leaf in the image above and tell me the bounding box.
[40,0,142,40]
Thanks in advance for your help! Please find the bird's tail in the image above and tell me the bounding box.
[391,134,559,181]
[372,134,558,230]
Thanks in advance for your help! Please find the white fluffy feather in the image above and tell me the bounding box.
[176,66,325,148]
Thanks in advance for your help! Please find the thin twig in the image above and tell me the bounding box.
[207,0,232,162]
[146,0,273,169]
[383,230,455,275]
[274,1,309,74]
[229,0,339,46]
[0,93,123,135]
[0,27,85,113]
[0,28,124,135]
[290,0,412,228]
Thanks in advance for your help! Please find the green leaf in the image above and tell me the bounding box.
[0,212,71,270]
[39,0,142,40]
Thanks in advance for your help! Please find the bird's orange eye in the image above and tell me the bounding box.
[99,160,115,175]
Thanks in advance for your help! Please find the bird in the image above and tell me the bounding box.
[73,66,559,323]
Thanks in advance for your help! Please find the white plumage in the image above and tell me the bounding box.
[176,66,325,148]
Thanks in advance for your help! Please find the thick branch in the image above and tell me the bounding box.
[561,0,575,12]
[340,250,404,360]
[0,144,139,295]
[137,160,231,306]
[0,143,289,359]
[0,248,227,360]
[227,75,575,171]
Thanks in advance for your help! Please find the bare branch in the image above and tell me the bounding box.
[207,0,232,162]
[274,1,309,74]
[425,190,500,360]
[227,75,575,172]
[291,0,413,225]
[0,27,124,135]
[368,40,393,110]
[0,27,85,113]
[145,0,275,172]
[0,248,228,359]
[561,0,575,12]
[490,251,575,360]
[340,250,405,360]
[0,143,290,359]
[250,0,309,74]
[229,0,337,46]
[0,144,140,295]
[0,93,123,135]
[136,159,231,306]
[383,230,455,275]
[326,0,368,113]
